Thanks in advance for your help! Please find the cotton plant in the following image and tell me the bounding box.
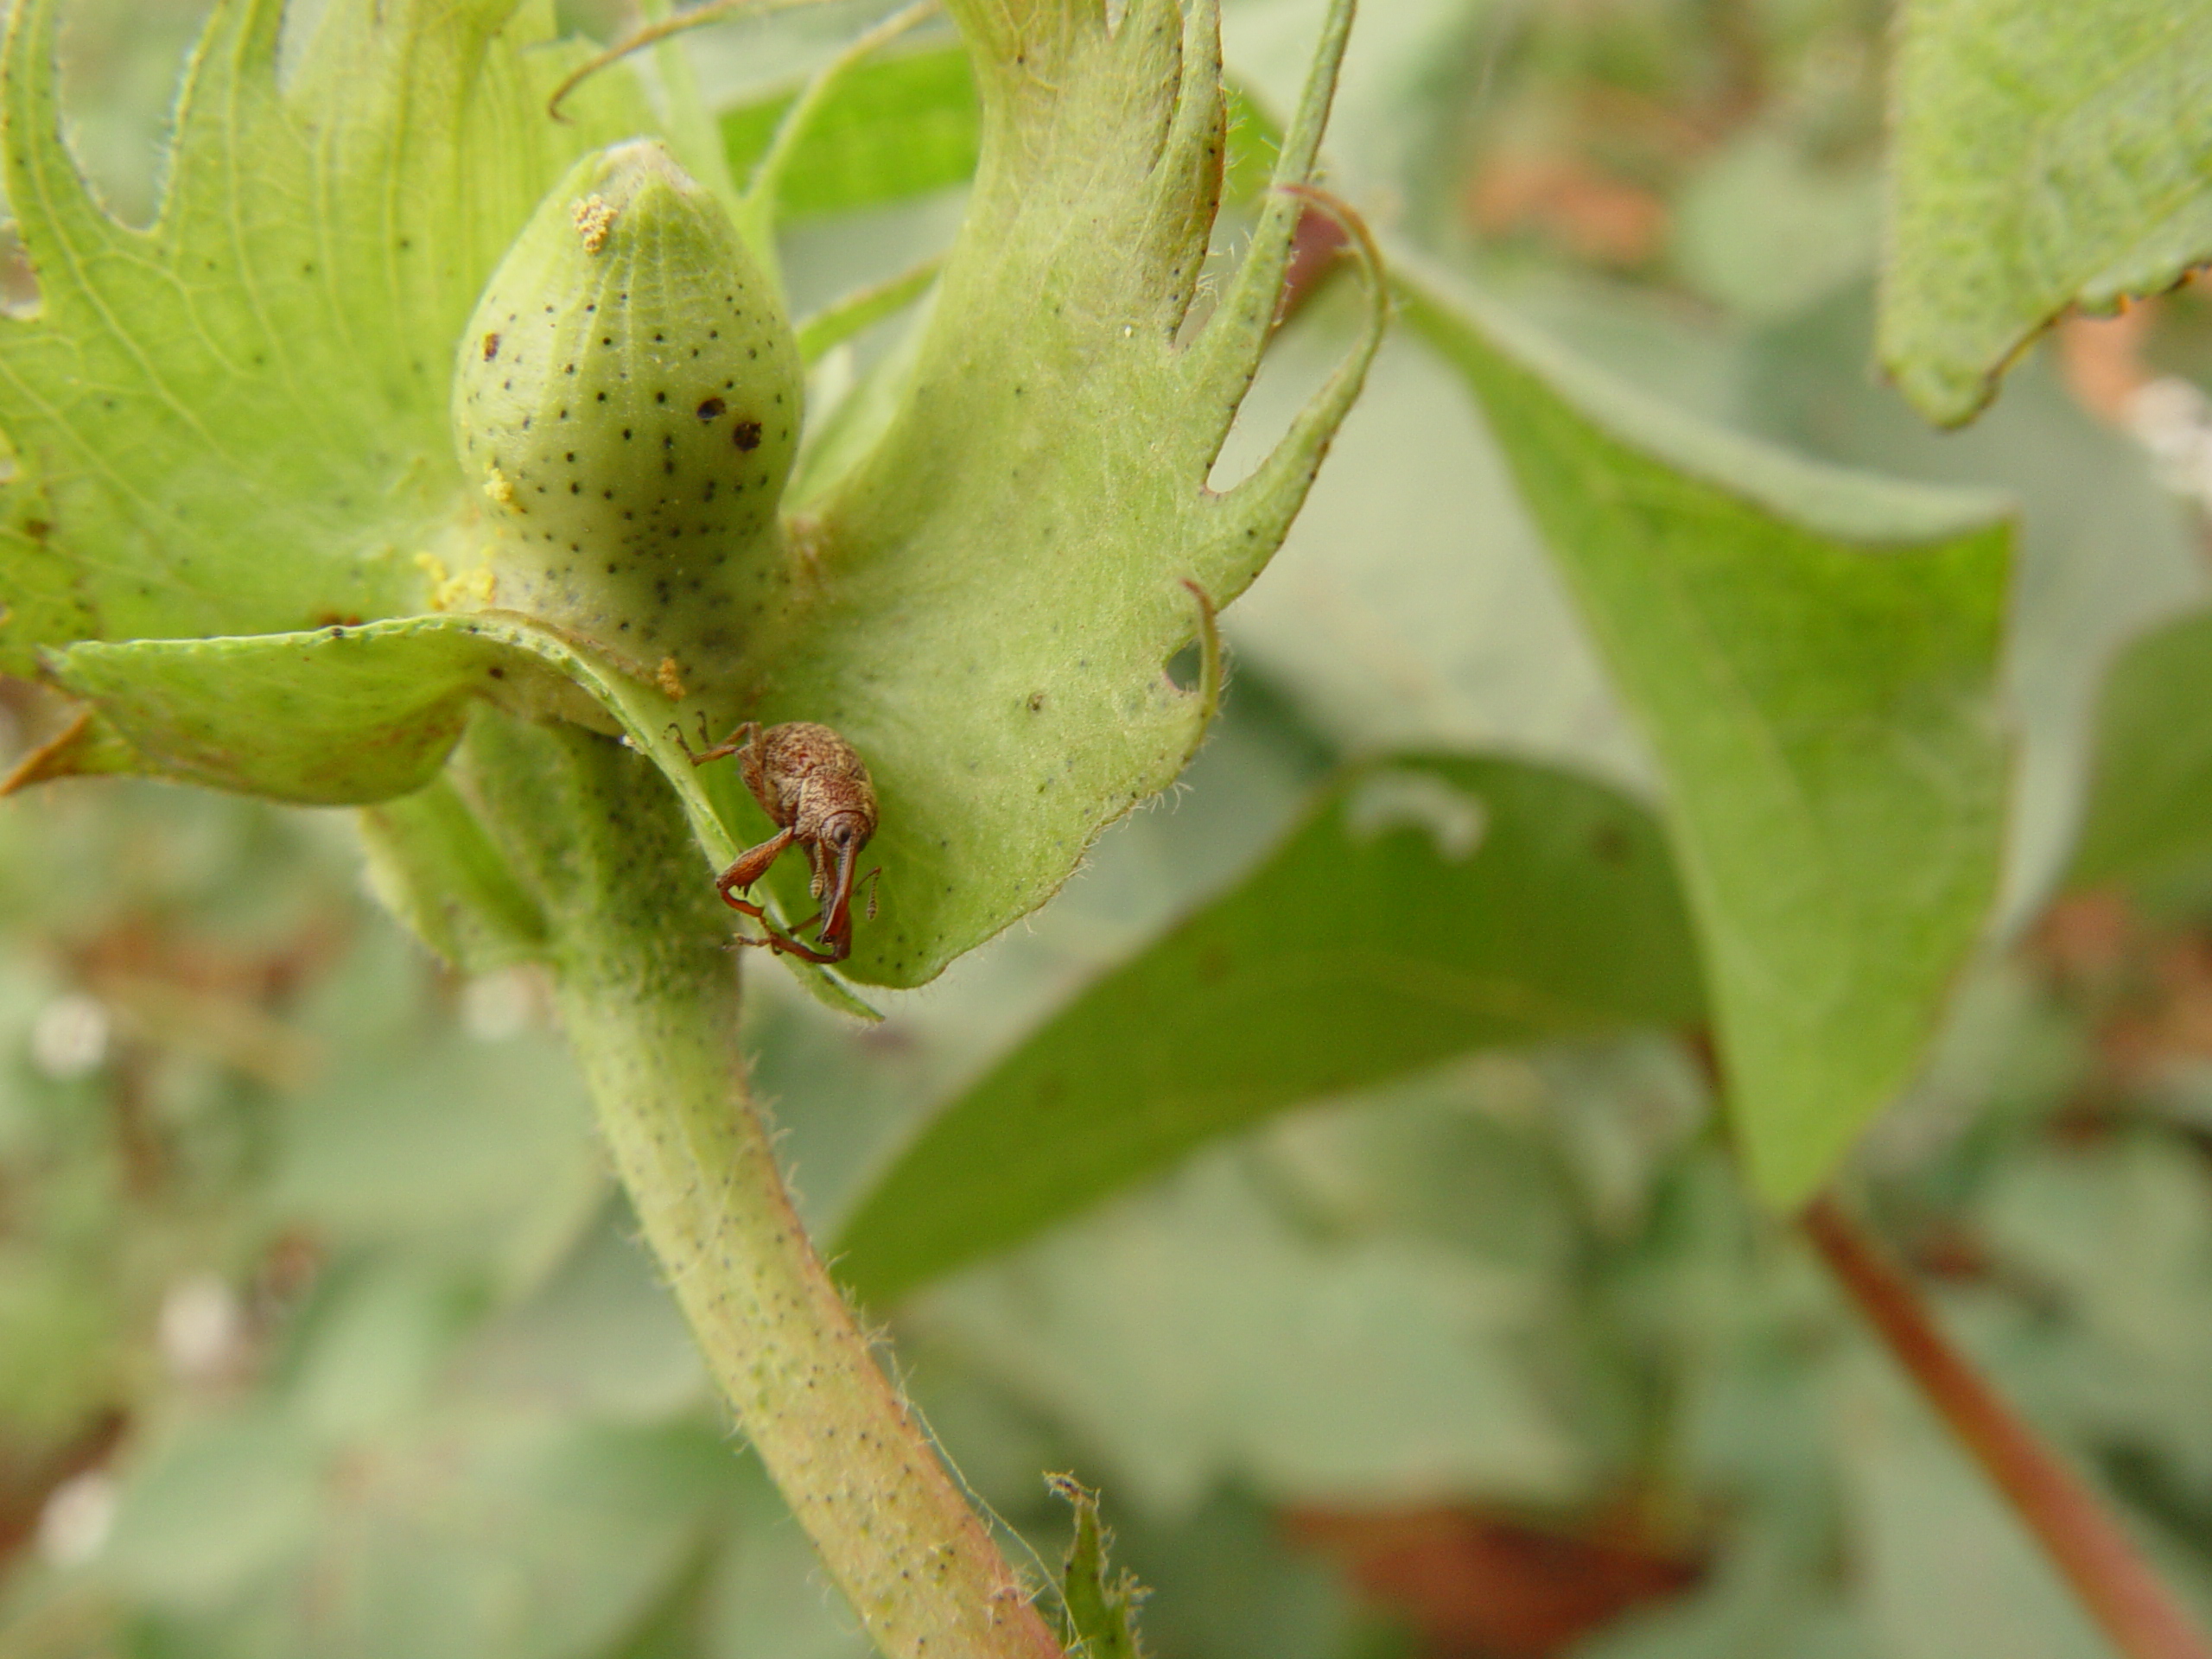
[0,0,1382,1651]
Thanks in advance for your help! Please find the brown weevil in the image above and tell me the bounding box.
[673,718,880,964]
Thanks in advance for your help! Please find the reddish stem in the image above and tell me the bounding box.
[1803,1195,2212,1659]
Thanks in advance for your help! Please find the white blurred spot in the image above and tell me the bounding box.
[1343,769,1488,861]
[29,993,109,1079]
[159,1273,245,1382]
[35,1471,116,1567]
[807,341,857,428]
[2126,377,2212,509]
[461,968,536,1041]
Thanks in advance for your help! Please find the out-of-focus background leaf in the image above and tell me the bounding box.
[1394,261,2011,1206]
[12,0,2212,1655]
[836,753,1704,1305]
[1880,0,2212,428]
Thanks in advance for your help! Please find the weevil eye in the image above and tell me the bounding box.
[832,823,853,846]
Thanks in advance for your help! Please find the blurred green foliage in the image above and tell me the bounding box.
[9,0,2212,1656]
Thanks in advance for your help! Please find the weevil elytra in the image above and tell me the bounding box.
[674,718,880,965]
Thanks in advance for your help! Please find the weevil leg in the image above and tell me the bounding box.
[713,828,796,905]
[718,892,846,963]
[673,717,761,770]
[744,911,849,963]
[714,831,850,963]
[777,931,850,965]
[741,920,848,963]
[753,899,855,963]
[721,892,772,925]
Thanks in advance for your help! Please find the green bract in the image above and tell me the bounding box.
[0,0,1382,995]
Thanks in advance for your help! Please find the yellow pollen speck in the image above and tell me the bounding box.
[656,657,688,701]
[572,194,617,254]
[414,550,496,612]
[482,466,518,509]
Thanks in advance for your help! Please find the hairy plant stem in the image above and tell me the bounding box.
[461,713,1061,1659]
[1804,1195,2212,1659]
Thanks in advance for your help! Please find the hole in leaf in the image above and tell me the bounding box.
[1165,641,1203,691]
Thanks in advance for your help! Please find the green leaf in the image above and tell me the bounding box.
[1050,1476,1146,1659]
[2070,607,2212,889]
[835,753,1701,1304]
[1217,307,1648,792]
[1881,0,2212,426]
[918,1149,1587,1511]
[1674,132,1879,324]
[1836,1356,2111,1659]
[0,0,652,668]
[1738,288,2207,919]
[1395,254,2015,1206]
[795,257,942,363]
[105,1403,728,1659]
[262,1033,599,1265]
[721,44,980,220]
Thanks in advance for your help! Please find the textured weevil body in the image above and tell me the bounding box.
[677,719,880,964]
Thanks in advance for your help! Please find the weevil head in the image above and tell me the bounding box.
[823,810,874,860]
[451,141,802,695]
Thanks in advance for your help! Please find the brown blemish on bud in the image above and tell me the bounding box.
[571,194,618,254]
[656,656,688,701]
[481,331,501,361]
[733,419,762,452]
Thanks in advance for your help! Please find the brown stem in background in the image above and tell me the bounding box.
[1803,1196,2212,1659]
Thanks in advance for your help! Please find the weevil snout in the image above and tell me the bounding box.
[815,810,876,938]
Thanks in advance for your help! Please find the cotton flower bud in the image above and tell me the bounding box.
[453,140,801,691]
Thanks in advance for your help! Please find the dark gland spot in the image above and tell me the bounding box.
[733,420,762,452]
[481,332,500,361]
[696,397,726,421]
